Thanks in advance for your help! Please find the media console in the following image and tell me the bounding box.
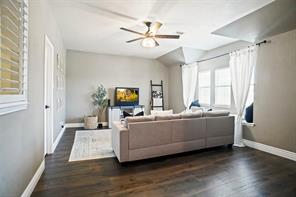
[108,105,145,128]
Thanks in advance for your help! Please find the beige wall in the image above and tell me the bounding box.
[168,65,184,113]
[243,29,296,153]
[66,50,169,123]
[0,1,66,196]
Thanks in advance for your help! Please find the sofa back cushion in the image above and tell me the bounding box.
[203,110,230,117]
[125,116,154,128]
[151,109,173,116]
[155,114,181,121]
[181,111,203,119]
[170,114,182,120]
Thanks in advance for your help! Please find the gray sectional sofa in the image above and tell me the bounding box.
[112,111,234,162]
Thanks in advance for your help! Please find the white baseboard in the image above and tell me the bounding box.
[243,139,296,162]
[21,160,45,197]
[52,127,65,153]
[65,123,84,128]
[65,122,108,128]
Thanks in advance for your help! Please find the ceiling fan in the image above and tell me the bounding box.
[120,21,180,48]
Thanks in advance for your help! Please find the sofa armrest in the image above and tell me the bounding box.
[112,121,129,162]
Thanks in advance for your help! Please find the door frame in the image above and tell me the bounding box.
[44,35,54,156]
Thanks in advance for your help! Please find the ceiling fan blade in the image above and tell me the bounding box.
[155,34,180,39]
[150,22,163,35]
[153,38,160,46]
[126,37,145,43]
[120,27,145,36]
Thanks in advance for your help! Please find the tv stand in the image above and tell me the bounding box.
[108,105,145,128]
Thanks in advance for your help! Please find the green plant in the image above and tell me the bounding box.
[91,84,108,122]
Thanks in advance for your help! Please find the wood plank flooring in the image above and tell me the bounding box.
[33,128,296,197]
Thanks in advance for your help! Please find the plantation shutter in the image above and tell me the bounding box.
[0,0,28,95]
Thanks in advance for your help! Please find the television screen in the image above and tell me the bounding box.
[115,87,139,106]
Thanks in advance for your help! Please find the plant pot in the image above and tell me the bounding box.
[84,116,98,130]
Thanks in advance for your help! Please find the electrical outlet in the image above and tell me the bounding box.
[60,121,64,128]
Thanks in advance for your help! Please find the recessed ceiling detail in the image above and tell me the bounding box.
[212,0,296,42]
[49,0,273,59]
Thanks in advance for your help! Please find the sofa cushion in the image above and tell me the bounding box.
[124,116,154,128]
[170,114,182,120]
[155,114,181,121]
[155,115,171,121]
[203,110,230,117]
[181,111,203,119]
[151,109,173,116]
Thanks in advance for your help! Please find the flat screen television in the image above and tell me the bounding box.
[115,87,139,106]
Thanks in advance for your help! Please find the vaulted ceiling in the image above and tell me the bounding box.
[49,0,273,59]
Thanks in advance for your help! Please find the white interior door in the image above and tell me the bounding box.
[44,35,54,155]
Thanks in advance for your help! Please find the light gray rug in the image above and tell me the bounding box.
[69,129,115,162]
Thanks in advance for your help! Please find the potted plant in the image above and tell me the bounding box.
[91,84,108,128]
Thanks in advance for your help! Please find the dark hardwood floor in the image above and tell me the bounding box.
[33,128,296,197]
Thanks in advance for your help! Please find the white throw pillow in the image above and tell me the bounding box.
[151,109,173,116]
[191,106,206,112]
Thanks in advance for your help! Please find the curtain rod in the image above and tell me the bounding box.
[180,40,268,67]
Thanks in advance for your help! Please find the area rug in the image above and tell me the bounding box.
[69,129,115,162]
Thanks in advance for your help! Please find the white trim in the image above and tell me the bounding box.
[52,127,65,153]
[243,139,296,162]
[65,122,108,128]
[242,121,255,127]
[21,160,45,197]
[65,123,85,128]
[0,101,27,115]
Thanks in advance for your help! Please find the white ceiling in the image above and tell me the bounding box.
[49,0,273,59]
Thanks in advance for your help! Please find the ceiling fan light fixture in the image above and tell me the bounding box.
[141,37,156,48]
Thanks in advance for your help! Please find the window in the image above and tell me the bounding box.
[0,0,28,115]
[198,70,211,105]
[215,67,231,106]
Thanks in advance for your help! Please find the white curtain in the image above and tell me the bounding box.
[182,63,198,111]
[230,46,258,147]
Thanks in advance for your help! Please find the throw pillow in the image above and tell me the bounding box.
[123,111,132,118]
[245,103,253,123]
[134,111,144,116]
[191,106,205,112]
[189,99,201,109]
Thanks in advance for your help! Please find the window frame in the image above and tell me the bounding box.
[0,0,28,116]
[213,67,231,108]
[198,70,211,106]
